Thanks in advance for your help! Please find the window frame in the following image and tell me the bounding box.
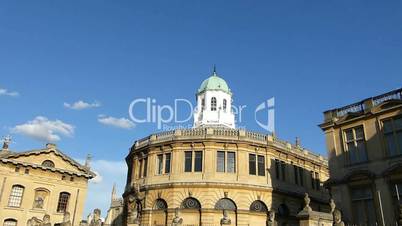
[216,151,236,173]
[382,116,402,157]
[3,219,17,226]
[56,192,70,213]
[8,185,24,208]
[249,154,256,175]
[343,126,368,164]
[184,150,203,173]
[211,97,217,111]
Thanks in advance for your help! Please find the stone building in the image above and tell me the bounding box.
[123,70,330,226]
[104,184,123,226]
[0,141,95,226]
[320,88,402,225]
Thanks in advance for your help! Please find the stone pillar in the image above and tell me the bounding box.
[297,209,333,226]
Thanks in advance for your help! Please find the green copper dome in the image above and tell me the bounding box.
[198,71,231,94]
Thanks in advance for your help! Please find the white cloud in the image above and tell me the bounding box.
[0,87,19,97]
[98,115,135,129]
[76,159,127,217]
[64,100,101,110]
[11,116,75,142]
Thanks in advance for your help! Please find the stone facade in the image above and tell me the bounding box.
[123,127,330,226]
[320,88,402,225]
[0,143,94,226]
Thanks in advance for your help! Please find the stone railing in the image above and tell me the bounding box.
[324,87,402,121]
[133,127,327,165]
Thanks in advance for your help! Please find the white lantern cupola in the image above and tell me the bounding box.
[193,67,235,128]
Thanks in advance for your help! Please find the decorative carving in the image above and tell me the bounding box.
[224,192,228,198]
[303,193,312,211]
[27,217,41,226]
[89,209,102,226]
[267,210,277,226]
[172,208,183,226]
[182,197,201,209]
[333,209,345,226]
[40,215,51,226]
[250,200,268,212]
[220,210,231,225]
[33,196,44,209]
[127,184,145,224]
[154,199,167,210]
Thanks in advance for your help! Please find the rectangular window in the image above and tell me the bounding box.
[139,159,143,178]
[217,151,225,172]
[57,192,70,213]
[184,152,192,172]
[227,152,236,173]
[298,167,304,186]
[8,185,24,207]
[194,151,203,172]
[275,159,280,179]
[315,172,320,190]
[257,155,265,176]
[143,157,148,177]
[165,153,171,174]
[294,165,299,185]
[249,154,256,175]
[383,117,402,157]
[157,154,163,175]
[345,126,367,164]
[281,161,286,181]
[351,187,376,225]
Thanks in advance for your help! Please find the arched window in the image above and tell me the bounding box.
[211,97,217,111]
[154,198,168,210]
[3,219,17,226]
[201,98,205,110]
[250,200,268,212]
[57,192,70,213]
[223,99,227,112]
[41,160,55,168]
[181,197,201,209]
[215,198,237,210]
[8,185,24,207]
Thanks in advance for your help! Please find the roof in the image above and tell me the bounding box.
[0,145,95,178]
[198,71,231,94]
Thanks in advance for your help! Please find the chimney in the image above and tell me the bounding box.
[85,154,92,168]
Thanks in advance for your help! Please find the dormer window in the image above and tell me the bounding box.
[211,97,217,111]
[41,160,55,168]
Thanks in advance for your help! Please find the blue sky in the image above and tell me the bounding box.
[1,0,401,217]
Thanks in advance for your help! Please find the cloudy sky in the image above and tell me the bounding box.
[1,0,402,217]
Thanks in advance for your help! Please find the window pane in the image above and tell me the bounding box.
[385,133,397,156]
[223,99,227,111]
[227,152,235,173]
[257,155,265,176]
[194,151,203,172]
[396,131,402,155]
[211,97,217,111]
[184,152,192,172]
[139,160,143,178]
[345,130,354,141]
[355,127,364,140]
[394,118,402,130]
[348,143,358,163]
[249,154,256,175]
[383,120,393,133]
[275,159,280,179]
[315,172,320,190]
[8,185,24,207]
[357,140,367,162]
[165,153,171,174]
[157,154,163,175]
[217,151,225,172]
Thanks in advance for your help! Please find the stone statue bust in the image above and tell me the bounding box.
[61,212,72,226]
[33,196,44,209]
[220,210,231,225]
[172,208,183,226]
[267,210,277,226]
[333,209,345,226]
[89,209,102,226]
[40,215,51,226]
